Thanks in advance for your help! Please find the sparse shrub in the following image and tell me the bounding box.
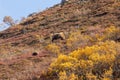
[104,26,120,41]
[46,43,60,55]
[90,26,120,42]
[66,30,89,51]
[34,34,44,43]
[3,16,15,26]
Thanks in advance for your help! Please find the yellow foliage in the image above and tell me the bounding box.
[105,26,118,33]
[88,25,120,42]
[50,54,77,71]
[86,73,97,80]
[103,78,111,80]
[68,73,78,80]
[89,53,100,62]
[78,60,93,69]
[102,26,119,41]
[104,68,113,79]
[46,43,60,55]
[59,71,67,80]
[70,41,116,62]
[66,30,88,49]
[48,41,118,80]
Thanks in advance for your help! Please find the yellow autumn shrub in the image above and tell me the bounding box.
[48,41,118,80]
[97,26,120,41]
[66,30,89,50]
[59,71,67,80]
[50,54,77,72]
[46,43,60,55]
[68,73,78,80]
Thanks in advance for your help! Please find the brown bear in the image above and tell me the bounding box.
[50,32,65,42]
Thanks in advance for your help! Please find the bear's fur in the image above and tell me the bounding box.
[50,32,65,42]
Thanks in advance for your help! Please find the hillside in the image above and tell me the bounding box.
[0,0,120,46]
[0,0,120,80]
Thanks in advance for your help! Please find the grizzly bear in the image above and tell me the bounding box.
[50,32,65,42]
